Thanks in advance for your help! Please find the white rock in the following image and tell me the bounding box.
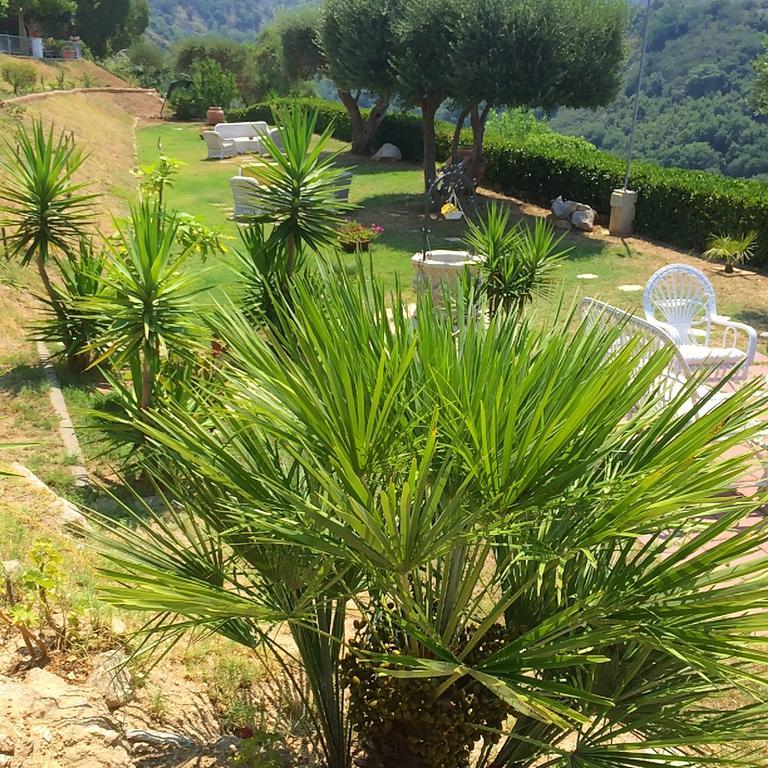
[88,651,134,710]
[577,273,599,280]
[571,208,596,232]
[372,142,402,161]
[551,196,577,218]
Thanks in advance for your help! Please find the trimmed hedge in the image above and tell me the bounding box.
[230,98,768,267]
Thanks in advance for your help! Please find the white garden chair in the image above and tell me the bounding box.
[203,131,236,160]
[230,176,262,221]
[643,264,757,383]
[580,298,693,410]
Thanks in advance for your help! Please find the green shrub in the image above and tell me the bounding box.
[1,61,38,96]
[232,97,768,266]
[170,58,238,120]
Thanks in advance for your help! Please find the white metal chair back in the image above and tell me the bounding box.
[643,264,715,346]
[230,176,261,220]
[580,297,692,409]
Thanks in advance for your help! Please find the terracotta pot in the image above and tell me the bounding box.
[206,106,225,126]
[341,240,370,253]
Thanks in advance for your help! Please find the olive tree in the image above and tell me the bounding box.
[392,0,462,186]
[449,0,628,178]
[321,0,399,154]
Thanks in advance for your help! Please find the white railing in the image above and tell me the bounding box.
[0,34,82,60]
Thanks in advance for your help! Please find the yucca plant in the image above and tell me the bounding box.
[34,237,108,372]
[464,204,569,317]
[0,119,98,321]
[88,198,206,411]
[232,222,302,326]
[243,107,353,285]
[93,264,768,768]
[703,231,757,273]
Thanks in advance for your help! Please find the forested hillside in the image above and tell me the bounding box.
[147,0,289,43]
[549,0,768,179]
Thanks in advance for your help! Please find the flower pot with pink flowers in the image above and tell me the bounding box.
[337,220,384,252]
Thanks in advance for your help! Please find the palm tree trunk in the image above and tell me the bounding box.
[140,352,153,411]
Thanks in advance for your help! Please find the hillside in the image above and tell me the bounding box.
[147,0,292,43]
[549,0,768,179]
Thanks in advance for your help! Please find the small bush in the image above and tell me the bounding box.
[170,58,238,120]
[1,61,37,95]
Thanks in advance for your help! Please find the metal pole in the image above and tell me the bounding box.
[623,0,653,191]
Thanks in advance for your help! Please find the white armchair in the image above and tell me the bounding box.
[643,263,757,383]
[203,131,236,160]
[230,176,262,220]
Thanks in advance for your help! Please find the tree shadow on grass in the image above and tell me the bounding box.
[0,364,46,396]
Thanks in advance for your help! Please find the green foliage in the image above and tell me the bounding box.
[703,230,758,273]
[241,107,351,277]
[147,0,279,43]
[551,0,768,179]
[233,223,296,326]
[320,0,396,98]
[464,204,568,317]
[35,238,108,371]
[0,119,97,324]
[1,539,90,661]
[1,61,37,95]
[132,152,183,204]
[94,263,768,768]
[75,0,149,57]
[231,731,285,768]
[102,39,169,90]
[88,198,204,410]
[170,58,238,120]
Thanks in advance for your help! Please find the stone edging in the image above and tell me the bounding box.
[0,87,160,108]
[36,341,89,487]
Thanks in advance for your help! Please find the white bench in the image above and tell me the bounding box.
[214,121,278,155]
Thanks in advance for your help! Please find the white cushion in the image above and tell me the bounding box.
[679,344,746,366]
[215,122,271,139]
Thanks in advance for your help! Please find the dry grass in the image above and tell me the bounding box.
[0,53,127,95]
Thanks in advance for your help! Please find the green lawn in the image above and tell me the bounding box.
[137,122,768,333]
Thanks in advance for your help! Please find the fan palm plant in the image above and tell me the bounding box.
[243,107,352,285]
[703,231,757,273]
[464,204,569,317]
[94,265,768,768]
[0,120,98,320]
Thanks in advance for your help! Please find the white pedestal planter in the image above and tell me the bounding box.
[411,250,484,304]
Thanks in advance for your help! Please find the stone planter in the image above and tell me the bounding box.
[206,106,225,125]
[411,250,484,303]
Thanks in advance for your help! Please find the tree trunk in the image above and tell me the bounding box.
[451,107,471,163]
[337,88,390,155]
[421,98,440,190]
[18,8,25,37]
[36,249,67,325]
[725,262,734,274]
[468,103,491,181]
[140,353,153,411]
